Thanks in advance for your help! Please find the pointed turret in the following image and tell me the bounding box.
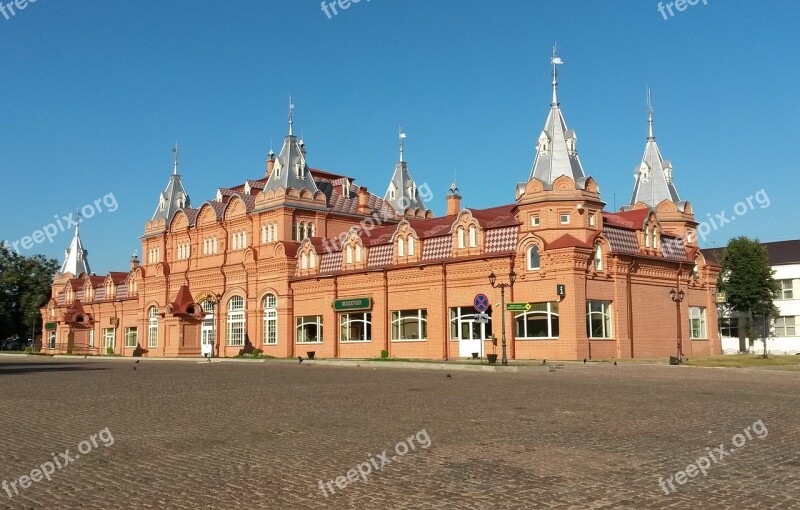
[151,143,191,223]
[624,90,686,211]
[529,48,589,189]
[264,97,320,194]
[59,217,91,276]
[383,127,428,214]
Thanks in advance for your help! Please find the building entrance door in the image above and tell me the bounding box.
[451,306,492,358]
[200,300,215,356]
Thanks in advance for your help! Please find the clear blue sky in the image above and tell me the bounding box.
[1,0,798,273]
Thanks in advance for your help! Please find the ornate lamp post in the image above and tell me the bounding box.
[670,288,686,362]
[489,270,516,366]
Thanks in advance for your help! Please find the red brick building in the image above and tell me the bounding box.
[41,56,721,360]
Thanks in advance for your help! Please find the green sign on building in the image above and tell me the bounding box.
[506,302,532,312]
[333,297,372,312]
[45,322,56,331]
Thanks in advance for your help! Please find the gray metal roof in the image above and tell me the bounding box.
[528,62,588,189]
[263,134,319,194]
[59,226,91,276]
[151,148,191,223]
[383,161,428,213]
[625,97,685,212]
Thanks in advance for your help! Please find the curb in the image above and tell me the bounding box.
[301,359,553,373]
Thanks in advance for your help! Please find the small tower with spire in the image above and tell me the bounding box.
[263,97,319,194]
[383,127,429,217]
[58,211,91,277]
[624,90,698,244]
[150,143,191,225]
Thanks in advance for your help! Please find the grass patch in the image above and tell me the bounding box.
[685,355,800,368]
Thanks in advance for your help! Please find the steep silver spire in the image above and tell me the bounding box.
[383,128,428,213]
[264,98,319,194]
[625,90,686,211]
[59,214,91,276]
[151,144,191,223]
[529,48,588,189]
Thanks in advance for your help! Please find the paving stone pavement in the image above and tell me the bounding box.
[0,357,798,509]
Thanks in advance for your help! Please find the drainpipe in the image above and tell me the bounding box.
[218,220,229,357]
[333,276,338,359]
[384,270,390,357]
[442,264,448,360]
[627,260,634,358]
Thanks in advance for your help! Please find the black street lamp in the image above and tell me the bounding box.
[489,270,516,366]
[670,288,686,362]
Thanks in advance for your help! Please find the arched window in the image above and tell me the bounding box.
[232,233,238,250]
[594,243,603,271]
[408,237,415,255]
[300,222,307,240]
[346,245,353,263]
[261,224,268,243]
[528,246,541,270]
[227,296,245,346]
[243,231,247,248]
[309,252,316,268]
[273,223,278,240]
[457,227,465,249]
[213,238,218,253]
[308,222,315,238]
[148,306,158,348]
[263,294,277,345]
[469,225,477,247]
[645,227,651,248]
[355,245,362,262]
[398,238,405,257]
[301,253,309,270]
[652,229,659,249]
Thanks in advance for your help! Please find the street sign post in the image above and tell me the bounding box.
[474,313,489,324]
[474,293,489,313]
[506,302,531,312]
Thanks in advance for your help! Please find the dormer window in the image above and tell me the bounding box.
[408,237,415,256]
[639,162,651,182]
[346,245,353,263]
[537,131,550,153]
[593,243,603,271]
[398,238,405,257]
[469,225,477,248]
[457,227,465,249]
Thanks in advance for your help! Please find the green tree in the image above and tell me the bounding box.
[717,237,779,357]
[0,244,58,349]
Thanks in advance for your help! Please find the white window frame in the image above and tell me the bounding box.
[457,227,465,249]
[391,309,428,342]
[124,327,137,348]
[774,316,796,337]
[515,302,559,339]
[587,301,613,339]
[779,280,794,300]
[560,214,570,225]
[594,243,603,271]
[528,245,541,271]
[530,215,540,227]
[469,225,477,247]
[263,294,278,345]
[148,306,158,348]
[689,306,707,339]
[398,238,405,257]
[339,312,372,342]
[449,306,492,341]
[227,296,246,346]
[296,315,324,344]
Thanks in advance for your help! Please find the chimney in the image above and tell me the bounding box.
[266,150,276,178]
[446,186,462,216]
[357,187,371,215]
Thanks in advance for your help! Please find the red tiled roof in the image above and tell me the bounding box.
[603,209,650,230]
[547,234,593,250]
[108,272,129,284]
[485,226,518,253]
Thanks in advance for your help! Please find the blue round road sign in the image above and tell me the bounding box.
[474,293,489,313]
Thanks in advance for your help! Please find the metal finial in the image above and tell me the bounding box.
[399,125,407,162]
[647,88,655,141]
[551,45,564,107]
[172,142,179,175]
[288,96,295,136]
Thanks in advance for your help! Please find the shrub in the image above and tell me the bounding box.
[24,346,33,354]
[252,348,263,358]
[106,347,114,355]
[380,349,389,359]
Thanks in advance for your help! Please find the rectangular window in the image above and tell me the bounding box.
[124,327,137,348]
[560,214,570,225]
[103,328,115,349]
[589,213,596,227]
[88,329,95,348]
[779,280,794,299]
[530,215,540,227]
[719,317,739,338]
[774,316,796,337]
[391,310,428,341]
[296,316,323,343]
[515,302,559,339]
[340,312,372,342]
[587,301,613,339]
[689,307,707,339]
[48,331,56,349]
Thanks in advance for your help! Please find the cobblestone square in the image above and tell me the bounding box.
[1,357,798,509]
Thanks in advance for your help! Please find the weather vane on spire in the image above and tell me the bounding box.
[289,95,295,136]
[399,125,407,162]
[172,142,179,175]
[551,44,564,107]
[647,87,655,141]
